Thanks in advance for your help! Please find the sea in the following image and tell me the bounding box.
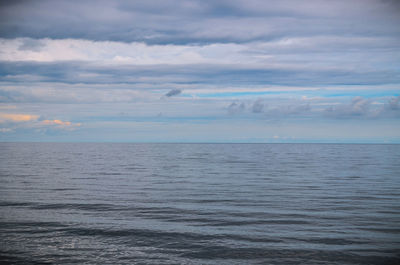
[0,143,399,264]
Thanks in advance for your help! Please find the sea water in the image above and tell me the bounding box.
[1,143,399,264]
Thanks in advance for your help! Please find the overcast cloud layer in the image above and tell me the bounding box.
[0,0,399,142]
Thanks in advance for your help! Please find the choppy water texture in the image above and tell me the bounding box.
[0,143,400,264]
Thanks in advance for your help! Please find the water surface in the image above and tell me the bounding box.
[1,143,399,264]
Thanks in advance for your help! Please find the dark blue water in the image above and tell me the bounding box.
[0,143,399,264]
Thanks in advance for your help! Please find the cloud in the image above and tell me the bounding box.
[227,102,245,115]
[0,113,81,134]
[1,37,399,81]
[0,0,399,45]
[387,95,400,110]
[2,60,399,106]
[18,38,45,51]
[351,96,370,114]
[0,128,13,133]
[323,96,400,119]
[165,89,182,97]
[324,96,372,118]
[381,95,400,118]
[264,103,311,118]
[38,119,82,131]
[41,119,80,126]
[0,113,38,122]
[252,99,264,113]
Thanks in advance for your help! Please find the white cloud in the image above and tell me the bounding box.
[0,113,39,122]
[0,128,13,133]
[41,119,81,127]
[0,112,81,133]
[0,38,246,65]
[1,36,398,74]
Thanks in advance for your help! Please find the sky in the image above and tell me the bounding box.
[0,0,399,143]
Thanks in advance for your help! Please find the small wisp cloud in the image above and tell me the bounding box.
[165,89,182,97]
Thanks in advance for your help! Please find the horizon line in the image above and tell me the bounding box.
[1,141,399,145]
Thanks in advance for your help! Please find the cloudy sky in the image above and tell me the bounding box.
[0,0,399,142]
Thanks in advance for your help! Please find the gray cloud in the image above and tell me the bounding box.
[0,89,35,103]
[1,61,398,89]
[325,96,371,118]
[165,89,182,97]
[0,0,399,44]
[382,95,400,118]
[252,99,264,113]
[265,103,311,118]
[18,38,45,51]
[225,99,313,118]
[228,102,245,115]
[387,95,400,110]
[323,96,400,119]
